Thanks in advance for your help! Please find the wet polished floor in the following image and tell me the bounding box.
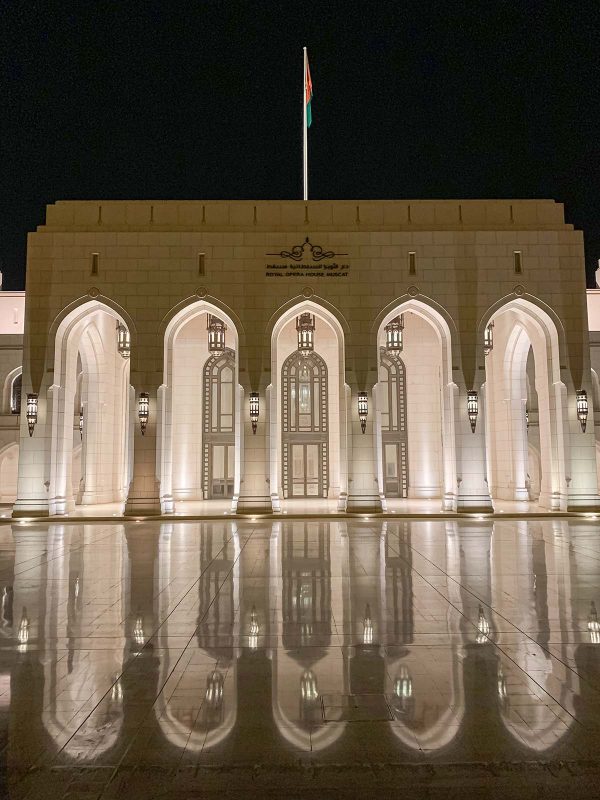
[2,518,600,798]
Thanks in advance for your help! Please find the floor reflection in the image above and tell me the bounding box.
[3,517,600,795]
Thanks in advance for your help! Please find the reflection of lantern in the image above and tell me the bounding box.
[207,315,226,352]
[249,604,259,649]
[249,392,259,434]
[476,604,490,644]
[588,601,600,644]
[363,603,373,644]
[577,389,589,433]
[205,670,224,707]
[394,665,413,706]
[26,393,38,437]
[358,392,368,434]
[79,407,84,440]
[385,315,404,353]
[138,392,149,435]
[483,321,494,356]
[300,669,319,702]
[117,323,130,358]
[133,616,145,646]
[17,606,29,648]
[467,390,478,433]
[497,665,508,703]
[296,313,315,354]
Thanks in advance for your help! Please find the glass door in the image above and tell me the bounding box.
[210,444,235,498]
[291,443,321,497]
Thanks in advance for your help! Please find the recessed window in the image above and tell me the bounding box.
[409,252,416,275]
[198,253,205,275]
[91,253,99,275]
[514,251,522,274]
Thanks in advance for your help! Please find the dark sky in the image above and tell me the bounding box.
[2,1,599,290]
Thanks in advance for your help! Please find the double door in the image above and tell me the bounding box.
[209,443,235,498]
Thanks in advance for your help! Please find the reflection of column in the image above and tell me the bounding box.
[125,380,161,515]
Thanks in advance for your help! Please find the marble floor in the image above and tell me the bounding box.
[2,517,600,798]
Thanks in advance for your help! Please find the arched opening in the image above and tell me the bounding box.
[49,302,131,515]
[0,443,19,504]
[483,299,567,511]
[375,302,457,512]
[270,302,346,513]
[161,302,241,514]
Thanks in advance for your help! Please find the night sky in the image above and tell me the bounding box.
[2,1,599,290]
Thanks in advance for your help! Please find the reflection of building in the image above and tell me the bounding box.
[0,200,597,515]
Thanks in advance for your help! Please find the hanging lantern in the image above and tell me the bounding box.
[117,323,130,358]
[588,601,600,644]
[249,392,259,434]
[79,407,84,440]
[207,315,226,352]
[358,392,368,434]
[577,389,588,432]
[138,392,149,435]
[525,404,529,431]
[385,315,404,352]
[26,394,38,437]
[483,321,494,356]
[296,312,316,354]
[476,604,490,644]
[467,390,478,433]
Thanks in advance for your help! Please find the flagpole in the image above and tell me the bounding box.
[303,46,308,201]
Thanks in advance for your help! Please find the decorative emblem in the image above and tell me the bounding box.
[407,286,419,297]
[88,287,99,298]
[513,284,525,296]
[268,237,347,262]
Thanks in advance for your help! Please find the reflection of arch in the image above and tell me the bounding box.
[270,300,347,511]
[0,443,18,503]
[156,523,240,753]
[484,299,567,510]
[375,299,457,511]
[161,301,241,512]
[48,300,131,515]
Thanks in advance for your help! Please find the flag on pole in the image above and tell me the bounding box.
[305,53,313,128]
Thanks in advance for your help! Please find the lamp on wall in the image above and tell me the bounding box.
[138,392,149,435]
[577,389,588,432]
[525,404,529,431]
[467,391,478,433]
[358,392,368,434]
[79,407,84,440]
[117,323,131,358]
[385,315,404,352]
[483,321,494,356]
[26,393,38,437]
[296,312,315,354]
[249,392,259,434]
[207,314,226,352]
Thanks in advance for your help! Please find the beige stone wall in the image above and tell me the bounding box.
[13,199,596,513]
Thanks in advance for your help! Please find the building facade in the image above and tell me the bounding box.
[2,199,599,516]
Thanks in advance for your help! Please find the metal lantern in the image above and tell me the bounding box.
[483,321,494,356]
[207,314,226,352]
[26,393,38,437]
[138,392,149,435]
[249,392,259,434]
[525,403,529,431]
[79,407,84,440]
[117,323,130,358]
[296,312,315,354]
[577,389,588,432]
[358,392,368,434]
[467,390,478,433]
[385,315,404,353]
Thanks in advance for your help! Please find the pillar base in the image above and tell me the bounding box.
[567,492,600,511]
[538,491,567,511]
